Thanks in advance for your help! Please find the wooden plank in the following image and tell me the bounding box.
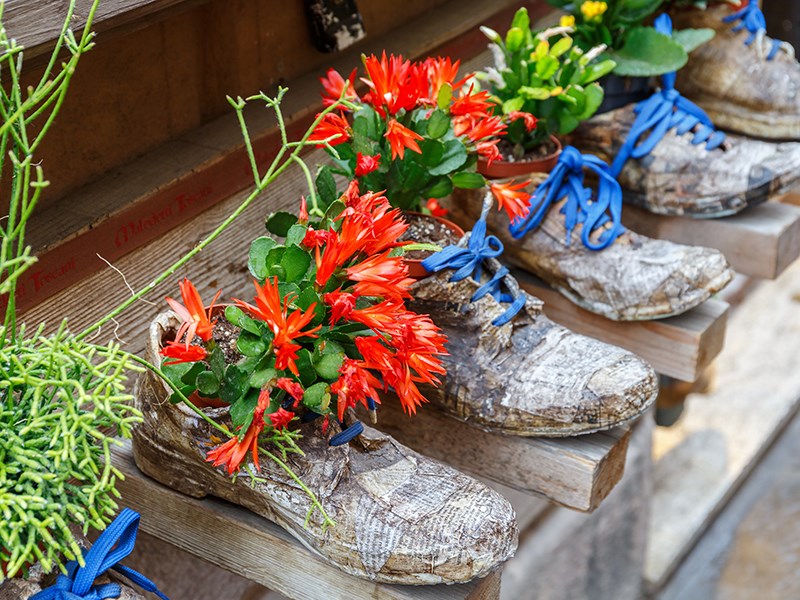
[645,256,800,591]
[623,201,800,280]
[516,272,729,383]
[373,400,631,513]
[112,441,501,600]
[500,415,653,600]
[16,0,546,312]
[4,0,210,59]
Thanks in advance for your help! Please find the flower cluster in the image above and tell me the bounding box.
[309,52,536,220]
[160,183,448,475]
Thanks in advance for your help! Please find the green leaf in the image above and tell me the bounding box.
[324,199,346,224]
[550,36,573,58]
[237,332,267,357]
[428,139,468,176]
[315,166,337,208]
[672,28,715,54]
[535,55,559,80]
[169,384,195,405]
[265,247,287,279]
[580,59,616,85]
[265,212,298,237]
[224,305,262,336]
[502,97,525,114]
[506,27,525,53]
[451,172,487,189]
[285,223,307,247]
[248,236,277,280]
[208,346,226,380]
[314,351,344,381]
[608,27,688,77]
[195,371,220,396]
[221,364,249,404]
[297,286,325,324]
[295,348,316,387]
[230,388,260,432]
[417,139,445,167]
[519,86,551,100]
[426,109,451,139]
[161,360,194,387]
[437,83,453,110]
[302,381,330,411]
[180,362,206,386]
[424,176,453,198]
[575,83,604,122]
[510,7,530,32]
[280,245,312,283]
[249,367,277,388]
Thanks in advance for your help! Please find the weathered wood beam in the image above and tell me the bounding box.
[112,441,501,600]
[517,273,729,383]
[623,201,800,280]
[373,401,631,513]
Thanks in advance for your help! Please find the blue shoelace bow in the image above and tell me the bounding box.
[609,13,726,179]
[421,217,526,326]
[510,146,625,252]
[31,509,169,600]
[724,0,782,60]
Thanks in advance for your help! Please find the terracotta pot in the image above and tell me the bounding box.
[402,212,465,279]
[478,135,562,179]
[595,74,652,115]
[186,390,228,409]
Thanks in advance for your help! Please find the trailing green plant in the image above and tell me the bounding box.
[546,0,715,76]
[0,0,361,581]
[478,7,615,157]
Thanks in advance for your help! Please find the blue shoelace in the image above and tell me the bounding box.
[724,0,782,60]
[421,217,526,326]
[609,13,726,179]
[300,398,373,446]
[31,509,169,600]
[509,146,626,252]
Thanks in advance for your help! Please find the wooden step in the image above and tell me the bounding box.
[374,401,631,513]
[112,441,501,600]
[517,273,729,383]
[623,197,800,280]
[645,257,800,591]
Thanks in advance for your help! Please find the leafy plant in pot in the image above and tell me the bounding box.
[310,52,534,270]
[476,7,616,177]
[547,0,716,112]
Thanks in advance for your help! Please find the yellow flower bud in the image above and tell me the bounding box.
[559,15,576,28]
[580,1,608,21]
[550,86,564,96]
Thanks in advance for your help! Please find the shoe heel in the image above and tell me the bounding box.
[131,432,210,499]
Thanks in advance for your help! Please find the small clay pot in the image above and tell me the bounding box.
[402,212,465,279]
[186,390,228,409]
[478,135,562,179]
[595,74,653,115]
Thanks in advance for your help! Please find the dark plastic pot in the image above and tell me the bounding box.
[595,74,653,115]
[478,135,562,179]
[402,212,465,279]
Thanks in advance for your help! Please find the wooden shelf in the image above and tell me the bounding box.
[374,401,631,513]
[645,257,800,591]
[623,198,800,280]
[16,0,548,313]
[516,273,729,383]
[112,441,501,600]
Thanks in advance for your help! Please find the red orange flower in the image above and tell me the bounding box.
[426,198,448,217]
[509,111,538,132]
[165,278,219,346]
[424,56,464,102]
[161,341,207,365]
[385,119,423,160]
[276,378,304,405]
[346,252,413,300]
[206,389,270,474]
[464,115,507,142]
[268,407,296,431]
[324,290,358,324]
[320,68,359,107]
[361,53,424,115]
[355,152,381,177]
[491,180,532,223]
[450,86,493,117]
[309,112,350,146]
[330,358,383,420]
[234,278,321,376]
[476,139,501,165]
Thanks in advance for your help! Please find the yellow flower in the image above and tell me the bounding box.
[560,15,575,28]
[580,1,608,21]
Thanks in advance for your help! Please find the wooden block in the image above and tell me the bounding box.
[112,441,501,600]
[645,257,800,591]
[623,202,800,280]
[516,272,729,383]
[373,400,631,513]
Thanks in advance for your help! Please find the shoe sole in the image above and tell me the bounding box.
[696,97,800,141]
